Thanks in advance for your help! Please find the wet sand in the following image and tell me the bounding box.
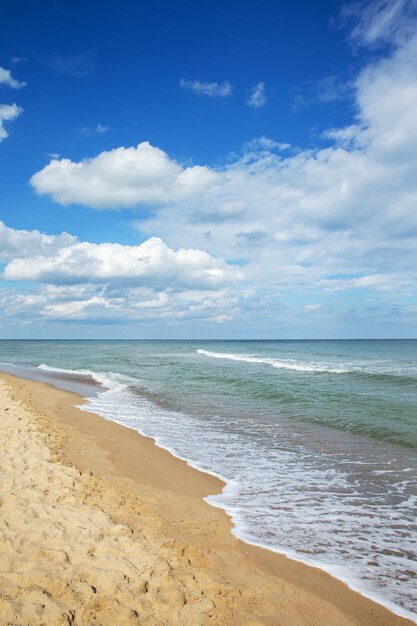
[0,371,414,626]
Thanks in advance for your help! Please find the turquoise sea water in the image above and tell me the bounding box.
[1,339,416,620]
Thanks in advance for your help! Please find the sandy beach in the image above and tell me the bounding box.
[0,371,414,626]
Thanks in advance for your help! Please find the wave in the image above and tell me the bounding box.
[196,349,350,374]
[351,369,417,386]
[37,364,127,391]
[196,349,417,382]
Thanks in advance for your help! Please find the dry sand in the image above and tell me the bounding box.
[0,372,414,626]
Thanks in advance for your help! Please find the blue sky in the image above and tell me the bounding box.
[1,0,417,338]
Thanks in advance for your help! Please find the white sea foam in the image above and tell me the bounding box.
[37,363,128,391]
[196,349,350,373]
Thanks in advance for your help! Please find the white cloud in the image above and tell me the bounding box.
[0,66,26,89]
[0,104,23,141]
[30,141,218,208]
[77,123,109,135]
[0,67,25,141]
[4,236,239,288]
[0,222,240,325]
[180,79,233,97]
[0,282,239,326]
[343,0,417,47]
[243,137,291,152]
[0,282,239,324]
[303,304,324,312]
[320,274,417,294]
[0,221,77,261]
[322,125,362,148]
[293,75,353,112]
[246,82,267,108]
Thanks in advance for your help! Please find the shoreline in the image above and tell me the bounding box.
[0,370,415,625]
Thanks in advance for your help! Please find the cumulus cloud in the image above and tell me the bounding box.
[246,82,267,108]
[0,222,240,325]
[0,67,25,141]
[0,66,26,89]
[0,221,76,260]
[38,285,238,323]
[180,79,233,97]
[30,141,218,208]
[4,236,238,288]
[0,104,23,141]
[0,283,238,324]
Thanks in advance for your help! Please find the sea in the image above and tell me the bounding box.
[0,339,416,622]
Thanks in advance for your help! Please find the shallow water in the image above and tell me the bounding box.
[1,339,416,621]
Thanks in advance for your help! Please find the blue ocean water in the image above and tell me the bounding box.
[0,339,416,621]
